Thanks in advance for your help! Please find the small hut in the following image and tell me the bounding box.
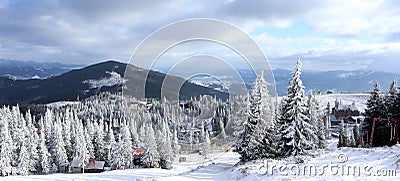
[85,158,105,173]
[133,148,145,167]
[71,156,84,173]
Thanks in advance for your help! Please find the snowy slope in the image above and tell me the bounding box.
[3,140,399,180]
[83,71,127,89]
[229,138,400,180]
[0,151,239,181]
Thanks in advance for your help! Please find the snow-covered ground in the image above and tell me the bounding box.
[230,138,400,180]
[0,151,239,181]
[3,139,399,180]
[83,71,127,89]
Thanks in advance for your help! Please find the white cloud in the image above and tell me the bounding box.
[0,0,399,73]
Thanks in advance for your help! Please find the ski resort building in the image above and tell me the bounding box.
[332,100,360,120]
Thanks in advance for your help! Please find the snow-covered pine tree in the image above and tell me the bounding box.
[128,118,140,149]
[43,109,54,148]
[171,128,180,157]
[105,123,116,163]
[109,134,125,169]
[231,95,247,138]
[236,70,276,161]
[143,123,159,166]
[17,140,30,175]
[11,105,26,169]
[235,75,263,161]
[201,131,211,159]
[353,120,361,147]
[138,122,147,147]
[307,92,326,149]
[38,131,51,174]
[189,116,194,152]
[338,120,345,147]
[24,110,37,171]
[384,80,398,118]
[338,121,356,147]
[364,81,385,146]
[0,111,13,176]
[93,122,107,161]
[72,116,88,164]
[84,127,95,160]
[27,131,40,174]
[158,120,173,162]
[199,121,205,143]
[344,123,355,147]
[325,102,332,140]
[218,118,227,140]
[277,58,316,157]
[49,118,68,172]
[63,108,73,161]
[120,124,134,168]
[396,82,400,119]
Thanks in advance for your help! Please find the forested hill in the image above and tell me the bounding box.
[0,61,228,105]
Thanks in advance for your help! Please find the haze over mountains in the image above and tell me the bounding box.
[0,59,82,80]
[0,60,398,105]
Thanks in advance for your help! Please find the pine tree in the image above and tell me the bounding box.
[364,81,385,146]
[307,92,326,149]
[236,78,262,160]
[396,83,400,119]
[325,102,332,140]
[63,109,73,161]
[171,128,180,157]
[27,131,40,174]
[143,123,159,166]
[72,116,88,164]
[201,131,211,159]
[236,70,277,161]
[338,120,345,147]
[277,58,316,157]
[50,119,68,171]
[105,123,116,163]
[384,80,398,118]
[218,118,227,140]
[120,124,134,168]
[158,121,173,162]
[11,106,26,168]
[38,132,51,174]
[93,122,107,161]
[128,118,140,148]
[84,127,95,160]
[344,123,355,147]
[199,121,205,143]
[353,120,361,147]
[231,96,247,137]
[110,135,125,169]
[0,113,13,176]
[17,140,30,175]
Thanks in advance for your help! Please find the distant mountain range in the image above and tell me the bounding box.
[273,69,400,95]
[0,61,228,105]
[0,59,81,80]
[1,60,399,105]
[188,69,400,95]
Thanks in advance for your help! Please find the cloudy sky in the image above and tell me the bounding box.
[1,0,400,73]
